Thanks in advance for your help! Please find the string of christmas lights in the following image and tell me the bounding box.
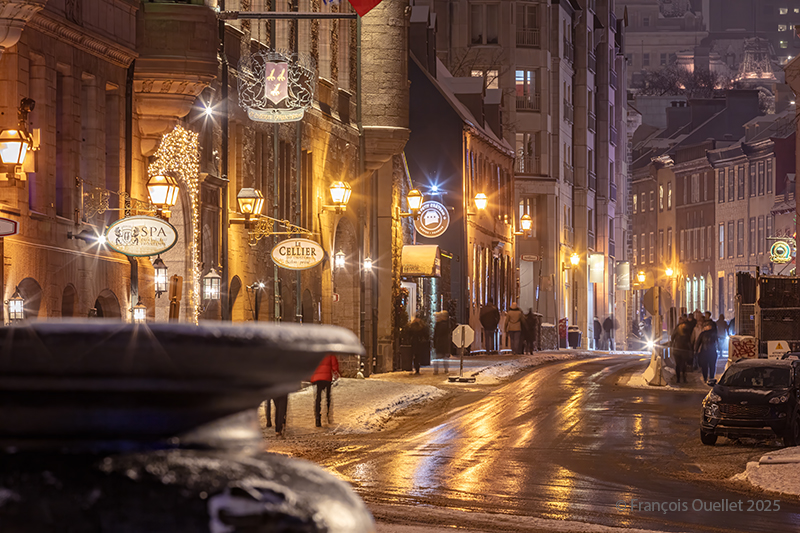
[148,125,202,324]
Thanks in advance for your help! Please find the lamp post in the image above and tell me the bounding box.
[570,253,580,326]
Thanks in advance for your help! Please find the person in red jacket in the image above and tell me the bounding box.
[310,354,340,427]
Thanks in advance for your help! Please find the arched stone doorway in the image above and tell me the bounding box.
[331,218,359,335]
[94,290,122,319]
[229,276,242,321]
[17,278,43,320]
[61,284,77,317]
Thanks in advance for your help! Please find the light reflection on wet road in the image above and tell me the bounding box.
[319,356,800,532]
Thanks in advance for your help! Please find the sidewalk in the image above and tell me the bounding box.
[259,350,602,438]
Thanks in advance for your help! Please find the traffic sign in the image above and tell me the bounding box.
[0,217,18,237]
[452,324,474,348]
[642,287,673,316]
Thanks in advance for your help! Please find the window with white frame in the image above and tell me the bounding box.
[727,220,734,258]
[632,234,638,265]
[516,132,539,174]
[737,219,744,257]
[668,182,672,209]
[719,223,724,259]
[470,2,499,45]
[758,216,765,254]
[472,69,500,90]
[649,232,655,263]
[667,227,673,260]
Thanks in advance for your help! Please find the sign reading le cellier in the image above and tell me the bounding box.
[272,238,324,270]
[106,215,178,257]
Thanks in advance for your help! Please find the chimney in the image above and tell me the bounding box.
[484,88,502,138]
[665,100,691,133]
[409,6,430,71]
[445,77,485,126]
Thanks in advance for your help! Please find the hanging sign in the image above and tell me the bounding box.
[272,238,324,270]
[238,50,316,124]
[414,201,450,238]
[105,215,178,257]
[0,216,18,237]
[770,240,793,264]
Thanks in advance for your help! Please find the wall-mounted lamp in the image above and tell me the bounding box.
[637,270,647,284]
[516,213,533,236]
[665,267,674,277]
[153,256,168,297]
[474,192,488,211]
[562,252,580,271]
[334,250,346,270]
[0,98,38,180]
[363,257,373,272]
[202,268,222,301]
[6,288,24,323]
[236,188,265,227]
[146,172,180,220]
[400,189,424,220]
[323,181,353,213]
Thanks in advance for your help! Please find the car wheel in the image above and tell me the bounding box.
[783,413,800,447]
[700,430,717,446]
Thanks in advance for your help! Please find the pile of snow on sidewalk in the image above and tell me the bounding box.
[288,378,446,434]
[733,446,800,496]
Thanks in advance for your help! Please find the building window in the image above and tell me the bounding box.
[632,234,638,265]
[718,169,725,203]
[660,53,667,66]
[700,227,705,260]
[727,221,734,258]
[642,16,650,27]
[749,217,756,256]
[640,233,645,264]
[727,168,735,202]
[641,192,645,212]
[515,69,539,109]
[708,226,714,260]
[643,53,650,67]
[659,184,664,211]
[649,232,655,263]
[767,159,773,194]
[737,166,745,199]
[680,230,685,261]
[767,216,774,244]
[473,69,500,90]
[780,40,789,48]
[758,215,765,254]
[749,164,756,196]
[719,223,724,259]
[667,227,672,260]
[659,229,664,262]
[667,181,672,209]
[470,2,500,45]
[633,193,637,213]
[649,190,655,210]
[779,24,788,31]
[691,173,700,203]
[516,132,539,174]
[737,219,744,257]
[758,161,765,195]
[780,7,789,15]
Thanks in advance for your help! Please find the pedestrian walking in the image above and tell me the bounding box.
[694,322,719,382]
[433,310,451,375]
[523,309,537,354]
[504,302,524,355]
[593,317,602,350]
[310,354,340,427]
[670,318,693,384]
[480,298,500,354]
[603,315,615,351]
[406,314,431,374]
[716,313,728,354]
[263,394,289,436]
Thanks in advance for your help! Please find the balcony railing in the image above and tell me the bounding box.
[588,112,596,132]
[563,163,573,184]
[588,52,596,72]
[517,155,540,175]
[610,70,618,89]
[516,93,541,112]
[516,28,540,48]
[610,126,618,146]
[563,100,574,123]
[610,182,617,202]
[563,39,574,64]
[588,171,596,191]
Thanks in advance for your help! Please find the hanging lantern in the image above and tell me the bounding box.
[334,251,346,270]
[520,213,533,232]
[152,256,168,296]
[202,268,222,301]
[570,252,580,266]
[474,192,488,211]
[7,289,23,322]
[363,257,373,272]
[132,300,147,324]
[147,173,180,218]
[236,188,265,218]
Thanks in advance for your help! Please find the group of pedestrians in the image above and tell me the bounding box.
[405,310,454,374]
[592,315,618,350]
[486,300,540,355]
[670,310,730,384]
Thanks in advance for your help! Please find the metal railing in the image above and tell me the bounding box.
[517,155,540,175]
[588,112,596,132]
[516,28,540,48]
[516,93,541,112]
[563,100,574,123]
[563,39,574,63]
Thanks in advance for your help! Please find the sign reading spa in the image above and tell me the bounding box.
[272,238,324,270]
[106,215,178,257]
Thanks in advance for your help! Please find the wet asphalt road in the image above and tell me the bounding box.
[307,355,800,532]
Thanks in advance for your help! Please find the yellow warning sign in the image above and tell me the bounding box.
[776,343,784,350]
[768,340,790,359]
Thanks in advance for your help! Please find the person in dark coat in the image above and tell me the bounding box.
[593,317,602,350]
[406,315,431,374]
[603,315,616,350]
[504,302,525,355]
[264,394,289,436]
[480,298,501,353]
[310,354,340,427]
[694,322,718,382]
[523,309,537,354]
[670,319,693,384]
[433,310,451,375]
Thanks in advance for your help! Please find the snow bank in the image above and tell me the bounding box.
[733,446,800,496]
[470,351,594,385]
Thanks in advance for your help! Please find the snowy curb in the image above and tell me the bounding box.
[733,446,800,496]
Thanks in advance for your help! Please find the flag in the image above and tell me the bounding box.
[347,0,384,17]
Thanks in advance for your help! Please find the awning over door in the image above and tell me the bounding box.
[401,245,441,277]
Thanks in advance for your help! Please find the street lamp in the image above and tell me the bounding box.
[363,257,373,272]
[236,187,265,226]
[0,97,37,180]
[520,214,532,232]
[147,173,180,220]
[132,300,147,324]
[152,256,168,297]
[474,192,488,211]
[6,289,23,322]
[570,252,580,266]
[202,268,221,301]
[334,250,346,270]
[401,189,424,219]
[665,267,674,278]
[325,181,352,213]
[637,270,646,284]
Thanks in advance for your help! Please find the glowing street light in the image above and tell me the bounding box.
[474,192,488,211]
[570,252,580,266]
[132,300,147,324]
[520,213,533,232]
[147,173,180,219]
[334,250,346,270]
[202,268,221,301]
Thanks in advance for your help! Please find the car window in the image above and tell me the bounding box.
[720,366,791,389]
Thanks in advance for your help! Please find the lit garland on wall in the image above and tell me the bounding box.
[148,125,201,324]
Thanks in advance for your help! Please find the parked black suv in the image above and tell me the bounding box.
[701,357,800,446]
